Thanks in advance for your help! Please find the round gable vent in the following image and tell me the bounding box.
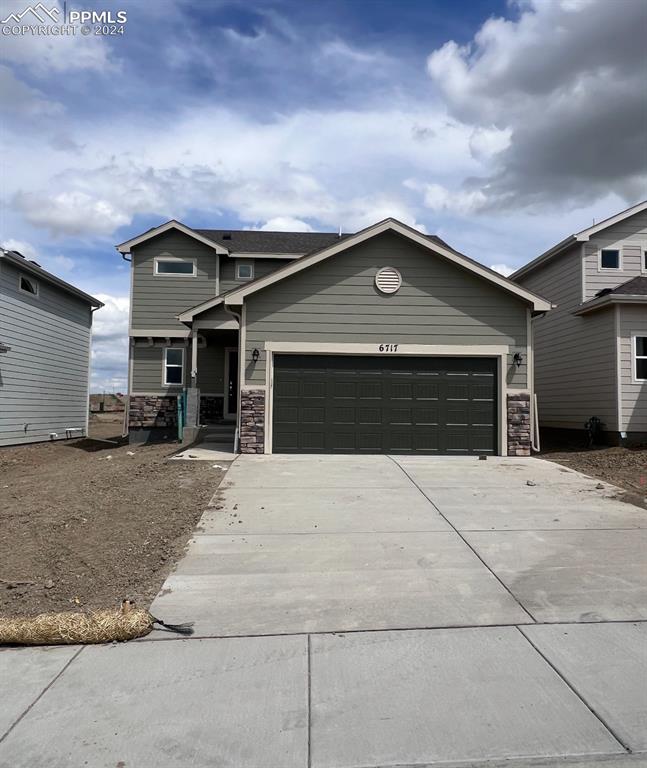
[375,266,402,294]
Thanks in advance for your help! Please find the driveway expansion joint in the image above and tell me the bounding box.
[517,626,631,754]
[387,455,538,624]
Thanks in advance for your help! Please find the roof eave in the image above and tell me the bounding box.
[0,251,103,308]
[511,235,578,281]
[222,218,552,312]
[116,220,230,255]
[573,294,647,316]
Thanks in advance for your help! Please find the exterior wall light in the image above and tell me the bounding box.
[252,348,260,362]
[513,352,523,368]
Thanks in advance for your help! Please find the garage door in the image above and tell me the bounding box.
[272,355,497,455]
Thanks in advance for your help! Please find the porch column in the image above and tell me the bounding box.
[186,329,200,430]
[190,328,198,387]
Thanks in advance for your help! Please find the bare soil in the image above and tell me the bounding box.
[0,419,226,618]
[539,445,647,509]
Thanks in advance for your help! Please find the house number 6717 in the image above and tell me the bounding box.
[378,344,399,352]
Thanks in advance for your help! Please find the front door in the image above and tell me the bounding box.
[225,348,238,419]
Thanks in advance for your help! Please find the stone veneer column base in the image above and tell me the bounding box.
[507,393,531,456]
[240,390,265,453]
[128,395,178,429]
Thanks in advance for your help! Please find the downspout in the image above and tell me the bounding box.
[529,311,544,453]
[87,305,102,438]
[121,250,132,438]
[224,304,242,453]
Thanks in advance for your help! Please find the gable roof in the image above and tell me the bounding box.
[220,218,552,312]
[116,220,230,255]
[0,248,103,308]
[194,229,351,255]
[512,200,647,280]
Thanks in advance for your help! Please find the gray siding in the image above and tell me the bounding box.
[131,339,187,393]
[518,245,618,430]
[220,256,290,295]
[130,231,219,331]
[131,335,235,395]
[244,231,529,387]
[0,259,92,446]
[619,305,647,433]
[584,211,647,300]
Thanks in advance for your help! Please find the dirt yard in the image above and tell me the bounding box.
[540,445,647,509]
[0,419,227,618]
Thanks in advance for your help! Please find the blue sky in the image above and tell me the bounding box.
[1,0,645,390]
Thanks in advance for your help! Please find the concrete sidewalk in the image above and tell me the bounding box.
[2,455,646,768]
[1,623,645,767]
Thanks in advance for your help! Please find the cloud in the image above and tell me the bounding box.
[0,65,62,116]
[0,1,116,74]
[426,0,647,211]
[7,106,469,237]
[90,294,129,392]
[489,263,515,277]
[258,217,314,232]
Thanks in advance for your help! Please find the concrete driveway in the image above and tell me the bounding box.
[2,455,646,768]
[152,454,647,635]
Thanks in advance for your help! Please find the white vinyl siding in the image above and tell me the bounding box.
[619,307,647,431]
[583,210,647,300]
[519,244,618,431]
[0,259,92,446]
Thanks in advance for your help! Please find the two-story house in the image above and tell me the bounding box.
[0,248,103,446]
[513,201,647,445]
[117,218,551,455]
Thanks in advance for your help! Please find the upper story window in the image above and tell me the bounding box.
[163,347,184,385]
[643,250,647,272]
[599,249,621,270]
[154,254,197,277]
[19,274,39,296]
[634,336,647,382]
[236,262,254,281]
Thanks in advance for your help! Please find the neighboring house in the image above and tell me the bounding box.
[513,200,647,445]
[118,218,550,456]
[0,249,103,447]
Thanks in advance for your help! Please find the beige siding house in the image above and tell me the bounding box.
[513,201,647,444]
[118,218,551,455]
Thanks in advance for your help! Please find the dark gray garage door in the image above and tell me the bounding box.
[272,355,497,455]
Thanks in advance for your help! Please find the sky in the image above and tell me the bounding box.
[1,0,646,391]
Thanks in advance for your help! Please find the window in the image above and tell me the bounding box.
[643,250,647,272]
[19,275,38,296]
[154,255,196,276]
[236,262,253,281]
[164,348,184,385]
[634,336,647,381]
[600,249,620,269]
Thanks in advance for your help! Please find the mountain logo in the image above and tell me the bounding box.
[1,3,60,24]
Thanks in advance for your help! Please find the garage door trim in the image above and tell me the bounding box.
[263,343,509,456]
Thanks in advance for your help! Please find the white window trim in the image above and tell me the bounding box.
[632,332,647,383]
[641,243,647,274]
[18,273,39,297]
[236,261,254,281]
[154,254,197,278]
[597,246,623,272]
[163,346,185,387]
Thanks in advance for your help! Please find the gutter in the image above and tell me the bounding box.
[573,294,647,316]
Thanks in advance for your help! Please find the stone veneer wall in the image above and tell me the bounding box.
[240,389,265,453]
[507,393,531,457]
[129,395,178,429]
[200,395,224,424]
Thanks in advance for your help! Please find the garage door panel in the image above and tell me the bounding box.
[272,355,497,455]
